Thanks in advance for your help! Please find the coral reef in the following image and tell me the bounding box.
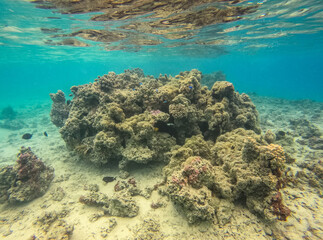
[50,90,71,127]
[51,68,292,224]
[0,147,54,203]
[160,128,291,223]
[52,69,260,168]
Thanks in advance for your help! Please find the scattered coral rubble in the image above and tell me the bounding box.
[51,68,294,224]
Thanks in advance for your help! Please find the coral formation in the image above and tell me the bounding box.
[79,181,139,218]
[52,69,259,168]
[50,90,71,127]
[0,147,54,203]
[51,68,292,224]
[160,128,292,223]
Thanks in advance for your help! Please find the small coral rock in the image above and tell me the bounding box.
[50,90,71,127]
[107,192,139,217]
[0,147,54,203]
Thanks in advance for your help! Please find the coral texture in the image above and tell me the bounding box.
[52,69,260,168]
[161,128,291,223]
[50,90,71,127]
[51,68,291,224]
[0,147,54,203]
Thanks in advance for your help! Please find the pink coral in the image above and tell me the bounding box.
[150,110,162,116]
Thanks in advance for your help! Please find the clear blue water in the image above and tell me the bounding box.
[0,0,323,108]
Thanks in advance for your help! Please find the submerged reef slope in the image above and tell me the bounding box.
[51,68,292,224]
[0,147,54,203]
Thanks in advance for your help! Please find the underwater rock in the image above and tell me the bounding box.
[49,68,294,224]
[0,147,54,203]
[289,118,321,139]
[79,189,139,218]
[308,137,323,150]
[49,90,71,128]
[132,218,164,240]
[161,128,291,223]
[33,210,73,240]
[297,160,323,189]
[52,69,260,168]
[107,191,139,217]
[264,129,276,144]
[0,166,16,203]
[50,186,65,201]
[79,191,109,208]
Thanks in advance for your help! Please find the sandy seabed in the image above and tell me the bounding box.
[0,96,322,240]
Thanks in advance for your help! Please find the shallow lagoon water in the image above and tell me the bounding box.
[0,0,322,239]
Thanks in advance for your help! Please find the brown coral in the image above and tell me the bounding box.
[51,69,260,169]
[270,191,291,221]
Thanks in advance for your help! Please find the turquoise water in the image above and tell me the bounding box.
[0,0,322,107]
[0,1,323,239]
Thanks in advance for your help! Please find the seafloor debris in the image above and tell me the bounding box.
[0,147,54,203]
[51,68,292,224]
[79,190,139,218]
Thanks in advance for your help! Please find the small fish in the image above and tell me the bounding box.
[139,82,143,85]
[22,133,32,139]
[103,176,116,183]
[163,100,167,103]
[154,127,159,132]
[44,131,48,137]
[188,85,193,89]
[132,88,136,91]
[167,123,174,126]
